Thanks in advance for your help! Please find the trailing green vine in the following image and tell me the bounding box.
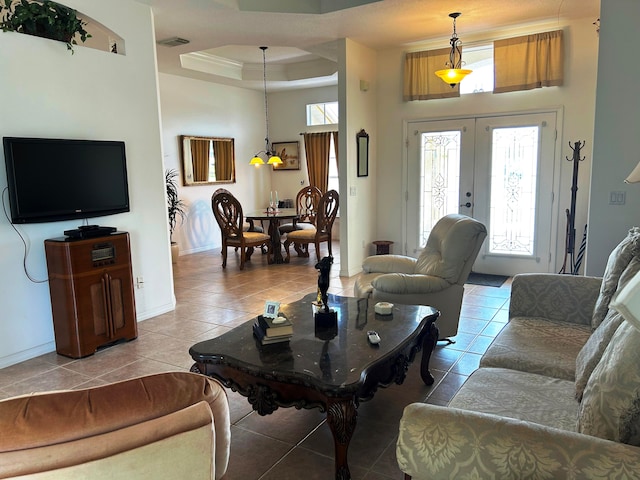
[0,0,91,54]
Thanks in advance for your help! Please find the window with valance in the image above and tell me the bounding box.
[404,29,563,100]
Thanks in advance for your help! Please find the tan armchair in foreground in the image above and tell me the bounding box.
[0,372,230,480]
[354,214,487,339]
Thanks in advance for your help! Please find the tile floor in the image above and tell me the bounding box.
[0,243,511,480]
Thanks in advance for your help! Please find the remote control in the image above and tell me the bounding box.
[367,330,381,345]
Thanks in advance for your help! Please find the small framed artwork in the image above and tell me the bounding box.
[272,141,301,170]
[264,301,281,319]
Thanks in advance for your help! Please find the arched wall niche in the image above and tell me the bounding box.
[2,0,126,54]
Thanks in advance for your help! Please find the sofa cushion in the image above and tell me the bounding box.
[578,320,640,446]
[449,367,577,431]
[574,258,640,401]
[574,309,625,402]
[592,227,640,329]
[480,317,591,380]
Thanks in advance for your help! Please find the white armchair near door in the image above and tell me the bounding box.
[354,214,487,339]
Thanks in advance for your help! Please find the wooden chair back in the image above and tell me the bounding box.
[211,190,243,241]
[296,186,322,225]
[316,189,339,236]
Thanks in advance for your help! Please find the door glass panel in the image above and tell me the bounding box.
[489,126,539,256]
[419,131,461,246]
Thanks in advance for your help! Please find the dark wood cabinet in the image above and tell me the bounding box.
[44,232,138,358]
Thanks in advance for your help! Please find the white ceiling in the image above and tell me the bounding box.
[136,0,600,91]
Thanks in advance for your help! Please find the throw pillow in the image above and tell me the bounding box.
[574,309,624,401]
[577,321,640,445]
[575,257,640,401]
[591,227,640,329]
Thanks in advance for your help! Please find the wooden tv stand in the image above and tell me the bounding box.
[44,231,138,358]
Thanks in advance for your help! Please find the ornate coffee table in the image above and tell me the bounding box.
[190,293,439,480]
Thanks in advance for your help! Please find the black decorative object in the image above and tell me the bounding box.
[559,141,587,275]
[314,256,337,331]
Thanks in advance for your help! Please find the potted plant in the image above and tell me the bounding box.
[0,0,91,54]
[165,169,186,264]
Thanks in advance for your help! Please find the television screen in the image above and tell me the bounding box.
[3,137,130,224]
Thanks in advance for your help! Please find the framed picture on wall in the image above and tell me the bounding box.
[272,141,301,170]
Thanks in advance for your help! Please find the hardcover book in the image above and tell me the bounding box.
[256,314,293,337]
[253,323,292,345]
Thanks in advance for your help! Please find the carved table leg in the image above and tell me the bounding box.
[326,398,357,480]
[420,315,439,386]
[268,219,286,264]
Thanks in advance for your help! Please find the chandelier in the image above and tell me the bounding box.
[250,46,282,166]
[435,12,472,88]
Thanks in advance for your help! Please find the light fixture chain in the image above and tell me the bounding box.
[261,46,271,154]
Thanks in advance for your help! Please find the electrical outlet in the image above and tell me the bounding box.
[136,276,144,289]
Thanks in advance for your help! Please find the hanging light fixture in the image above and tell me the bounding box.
[435,12,472,88]
[250,46,282,167]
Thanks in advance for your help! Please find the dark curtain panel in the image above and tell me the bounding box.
[303,132,332,193]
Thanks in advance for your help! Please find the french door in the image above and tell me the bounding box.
[405,112,559,276]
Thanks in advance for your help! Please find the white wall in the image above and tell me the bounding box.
[0,0,173,368]
[159,73,270,255]
[338,38,378,276]
[586,0,640,276]
[375,17,599,273]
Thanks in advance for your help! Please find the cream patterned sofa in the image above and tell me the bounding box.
[397,227,640,479]
[0,372,230,480]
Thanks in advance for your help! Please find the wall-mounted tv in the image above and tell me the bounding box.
[3,137,130,224]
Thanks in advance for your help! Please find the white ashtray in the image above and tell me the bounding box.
[375,302,394,315]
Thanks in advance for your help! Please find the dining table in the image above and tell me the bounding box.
[244,208,299,264]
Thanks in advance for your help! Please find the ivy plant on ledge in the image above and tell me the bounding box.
[0,0,91,54]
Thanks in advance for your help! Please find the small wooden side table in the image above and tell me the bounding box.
[373,240,393,255]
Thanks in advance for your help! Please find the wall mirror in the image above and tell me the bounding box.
[180,135,236,186]
[356,129,369,177]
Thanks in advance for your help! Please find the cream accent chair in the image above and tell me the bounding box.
[0,372,230,480]
[354,214,487,339]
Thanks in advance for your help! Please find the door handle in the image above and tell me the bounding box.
[460,202,471,208]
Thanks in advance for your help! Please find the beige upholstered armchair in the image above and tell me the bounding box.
[0,372,230,480]
[354,214,487,339]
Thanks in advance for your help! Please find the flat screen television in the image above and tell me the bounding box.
[3,137,130,224]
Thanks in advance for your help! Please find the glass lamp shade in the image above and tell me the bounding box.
[625,160,640,183]
[435,68,472,87]
[267,155,283,165]
[250,156,265,166]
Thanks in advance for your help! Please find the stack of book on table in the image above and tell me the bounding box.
[253,314,293,345]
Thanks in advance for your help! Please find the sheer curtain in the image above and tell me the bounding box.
[403,48,460,101]
[494,30,564,93]
[190,139,210,182]
[303,132,332,193]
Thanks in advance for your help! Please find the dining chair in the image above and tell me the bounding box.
[283,189,339,263]
[211,190,271,269]
[279,185,322,256]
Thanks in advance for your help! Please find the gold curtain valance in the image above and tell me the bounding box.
[403,48,460,101]
[494,29,564,94]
